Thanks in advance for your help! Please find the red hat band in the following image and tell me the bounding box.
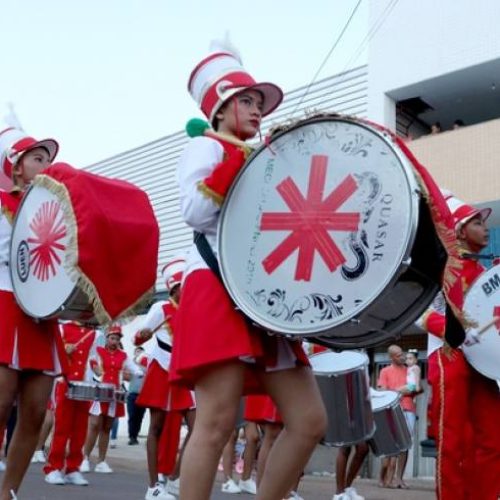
[161,257,186,292]
[106,325,123,337]
[188,50,283,123]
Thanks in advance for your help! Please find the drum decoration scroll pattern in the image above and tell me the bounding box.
[462,264,500,381]
[10,163,159,324]
[310,351,374,446]
[219,117,422,343]
[369,389,412,457]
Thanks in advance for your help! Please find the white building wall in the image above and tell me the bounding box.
[368,0,500,126]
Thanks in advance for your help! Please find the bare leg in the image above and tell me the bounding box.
[393,451,409,488]
[1,372,53,500]
[35,409,54,452]
[335,446,351,494]
[241,422,259,481]
[179,361,245,500]
[83,414,102,459]
[345,442,369,487]
[385,457,397,487]
[256,423,281,485]
[222,430,237,481]
[256,367,327,500]
[170,409,195,480]
[147,409,166,487]
[97,416,114,462]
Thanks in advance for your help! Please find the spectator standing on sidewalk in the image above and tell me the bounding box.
[127,347,147,445]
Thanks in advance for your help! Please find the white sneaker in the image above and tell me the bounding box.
[0,460,6,472]
[221,478,241,494]
[238,478,257,494]
[44,470,65,485]
[31,450,46,463]
[166,478,179,495]
[94,461,113,473]
[286,491,304,500]
[79,458,90,473]
[332,494,348,500]
[109,439,117,449]
[64,471,89,486]
[145,483,176,500]
[345,487,364,500]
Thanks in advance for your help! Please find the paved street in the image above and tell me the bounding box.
[8,437,436,499]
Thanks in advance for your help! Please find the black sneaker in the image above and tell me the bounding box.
[128,438,139,445]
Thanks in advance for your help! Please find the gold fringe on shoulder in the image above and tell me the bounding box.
[197,180,224,206]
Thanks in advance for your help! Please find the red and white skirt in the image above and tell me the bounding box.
[136,359,171,411]
[244,395,282,425]
[169,270,309,392]
[89,400,125,418]
[0,290,61,374]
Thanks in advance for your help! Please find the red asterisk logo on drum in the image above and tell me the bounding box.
[260,155,360,281]
[28,201,67,281]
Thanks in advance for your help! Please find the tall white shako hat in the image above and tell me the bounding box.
[188,37,283,124]
[0,127,59,178]
[442,189,491,231]
[161,257,186,292]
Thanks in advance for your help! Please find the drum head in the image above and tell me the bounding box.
[463,264,500,381]
[10,184,77,318]
[310,350,368,375]
[219,117,419,337]
[370,389,399,411]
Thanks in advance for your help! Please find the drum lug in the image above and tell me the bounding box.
[401,258,412,270]
[350,317,361,324]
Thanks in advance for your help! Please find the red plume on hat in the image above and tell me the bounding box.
[188,34,283,124]
[441,189,491,232]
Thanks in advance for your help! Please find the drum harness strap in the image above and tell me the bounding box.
[156,337,172,353]
[193,231,223,281]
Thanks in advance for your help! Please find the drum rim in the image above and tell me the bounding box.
[309,349,369,375]
[462,263,500,381]
[9,183,79,319]
[370,388,401,410]
[218,115,420,337]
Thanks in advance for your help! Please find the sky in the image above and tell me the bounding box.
[0,0,368,167]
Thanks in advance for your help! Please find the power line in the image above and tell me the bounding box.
[289,0,364,117]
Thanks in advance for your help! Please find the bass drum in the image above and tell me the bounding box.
[218,116,445,347]
[462,263,500,381]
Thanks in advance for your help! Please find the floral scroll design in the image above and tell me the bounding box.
[248,289,344,324]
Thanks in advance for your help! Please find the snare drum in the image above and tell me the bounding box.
[462,264,500,381]
[218,116,446,347]
[310,351,374,446]
[10,163,159,324]
[114,390,127,404]
[66,381,97,401]
[369,389,412,457]
[95,383,115,403]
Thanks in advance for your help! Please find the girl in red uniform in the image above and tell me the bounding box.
[423,193,500,500]
[0,127,60,500]
[170,44,327,500]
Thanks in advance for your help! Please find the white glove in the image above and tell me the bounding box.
[464,330,480,346]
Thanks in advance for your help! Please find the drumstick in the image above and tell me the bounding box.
[186,118,255,150]
[476,316,500,336]
[73,329,94,348]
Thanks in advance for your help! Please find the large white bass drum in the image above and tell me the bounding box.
[462,263,500,381]
[218,116,446,347]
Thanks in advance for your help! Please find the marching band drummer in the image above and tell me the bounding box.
[43,321,97,486]
[423,193,500,500]
[169,42,327,500]
[0,128,61,500]
[81,325,139,474]
[134,257,194,500]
